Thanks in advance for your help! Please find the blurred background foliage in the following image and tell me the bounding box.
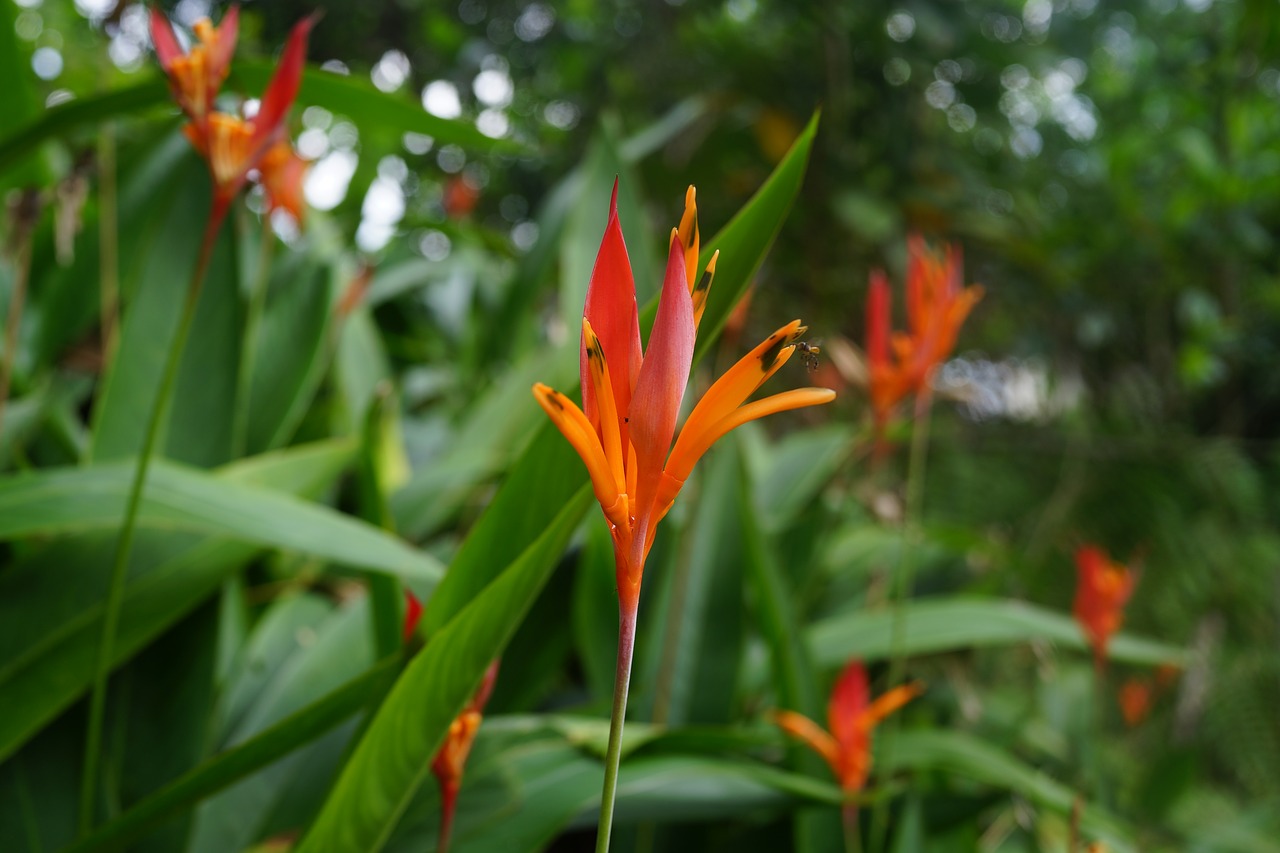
[0,0,1278,851]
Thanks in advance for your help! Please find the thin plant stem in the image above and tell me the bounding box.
[0,189,40,439]
[79,203,227,836]
[867,386,935,853]
[842,804,863,853]
[98,122,120,366]
[596,600,639,853]
[230,215,274,458]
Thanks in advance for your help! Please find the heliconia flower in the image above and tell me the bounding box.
[773,661,922,798]
[1118,677,1153,727]
[1073,545,1137,670]
[533,184,835,611]
[866,235,983,437]
[402,589,423,643]
[153,10,314,219]
[149,5,240,129]
[432,661,499,853]
[258,139,310,222]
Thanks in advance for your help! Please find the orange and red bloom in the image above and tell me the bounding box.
[773,661,922,799]
[865,236,983,436]
[534,185,835,611]
[150,6,312,222]
[1073,545,1137,670]
[432,661,499,853]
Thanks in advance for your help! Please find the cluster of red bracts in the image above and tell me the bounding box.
[1073,544,1138,671]
[149,6,312,223]
[865,236,984,440]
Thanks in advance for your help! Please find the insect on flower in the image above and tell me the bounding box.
[796,340,822,372]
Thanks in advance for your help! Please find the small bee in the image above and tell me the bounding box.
[796,340,821,372]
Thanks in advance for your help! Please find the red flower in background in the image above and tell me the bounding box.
[150,8,313,221]
[432,661,499,853]
[1073,545,1137,670]
[773,661,922,803]
[865,236,983,438]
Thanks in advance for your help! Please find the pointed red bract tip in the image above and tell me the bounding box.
[210,5,240,81]
[827,660,871,755]
[252,14,315,148]
[149,7,183,69]
[402,589,423,642]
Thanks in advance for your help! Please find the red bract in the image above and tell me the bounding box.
[151,10,314,220]
[1073,545,1137,670]
[773,661,922,798]
[149,5,239,130]
[401,589,423,643]
[534,184,835,611]
[866,236,983,438]
[432,661,499,853]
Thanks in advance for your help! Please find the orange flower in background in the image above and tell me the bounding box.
[773,661,922,798]
[1073,545,1137,670]
[533,184,835,612]
[149,5,239,129]
[150,9,314,220]
[866,235,983,436]
[432,661,499,853]
[402,589,424,643]
[1118,677,1153,727]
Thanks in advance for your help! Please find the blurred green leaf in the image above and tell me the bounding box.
[807,598,1187,667]
[0,455,441,585]
[295,488,592,852]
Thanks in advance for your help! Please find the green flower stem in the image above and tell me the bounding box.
[842,803,863,853]
[230,214,275,459]
[596,599,639,853]
[868,386,935,853]
[79,203,227,836]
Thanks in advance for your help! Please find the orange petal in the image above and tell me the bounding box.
[532,384,626,528]
[857,681,924,730]
[771,710,840,771]
[582,318,627,498]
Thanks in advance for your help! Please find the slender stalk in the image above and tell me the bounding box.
[230,215,274,458]
[842,804,863,853]
[596,601,639,853]
[79,203,227,836]
[867,386,935,853]
[0,190,39,438]
[98,122,120,366]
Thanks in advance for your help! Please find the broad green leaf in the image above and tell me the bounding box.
[806,598,1187,667]
[0,442,378,761]
[246,254,336,454]
[691,110,819,364]
[231,62,522,154]
[65,659,397,853]
[189,599,378,853]
[643,443,747,727]
[883,729,1135,853]
[295,488,593,853]
[750,425,853,534]
[0,456,441,584]
[0,79,169,177]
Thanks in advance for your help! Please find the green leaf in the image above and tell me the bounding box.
[231,62,524,154]
[883,729,1136,852]
[691,111,819,364]
[806,598,1187,667]
[0,79,169,178]
[0,455,442,584]
[295,488,593,853]
[65,659,397,853]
